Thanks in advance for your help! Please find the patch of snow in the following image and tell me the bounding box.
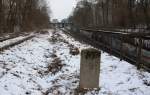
[0,29,149,95]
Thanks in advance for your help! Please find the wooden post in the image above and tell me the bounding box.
[120,34,124,61]
[80,48,101,89]
[110,34,112,55]
[137,37,142,69]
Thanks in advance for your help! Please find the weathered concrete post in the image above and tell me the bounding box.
[79,48,101,89]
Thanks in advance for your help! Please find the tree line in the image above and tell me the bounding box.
[69,0,150,29]
[0,0,50,34]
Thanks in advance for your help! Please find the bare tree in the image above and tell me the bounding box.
[0,0,51,34]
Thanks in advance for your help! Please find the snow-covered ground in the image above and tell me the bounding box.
[0,29,149,95]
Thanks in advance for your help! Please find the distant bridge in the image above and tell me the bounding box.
[50,22,73,28]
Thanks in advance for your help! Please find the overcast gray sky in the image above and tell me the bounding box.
[47,0,77,21]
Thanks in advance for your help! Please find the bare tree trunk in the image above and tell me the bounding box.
[0,0,4,34]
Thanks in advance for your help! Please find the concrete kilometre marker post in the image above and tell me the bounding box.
[80,48,101,89]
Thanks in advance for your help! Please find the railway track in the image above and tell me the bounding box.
[0,32,29,42]
[0,30,49,52]
[0,34,35,52]
[61,28,150,72]
[0,35,19,42]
